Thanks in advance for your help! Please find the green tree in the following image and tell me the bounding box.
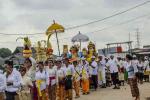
[13,48,20,54]
[0,48,12,58]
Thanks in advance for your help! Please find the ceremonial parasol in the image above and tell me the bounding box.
[46,20,65,56]
[71,31,89,51]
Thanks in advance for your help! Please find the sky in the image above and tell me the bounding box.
[0,0,150,55]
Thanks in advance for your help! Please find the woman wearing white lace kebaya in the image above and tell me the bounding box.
[19,66,33,100]
[47,59,57,100]
[35,61,49,100]
[126,54,140,100]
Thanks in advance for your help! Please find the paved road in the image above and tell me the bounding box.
[76,83,150,100]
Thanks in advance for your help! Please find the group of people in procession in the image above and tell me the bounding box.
[0,53,150,100]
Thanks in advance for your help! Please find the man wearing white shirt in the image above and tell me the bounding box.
[0,66,6,100]
[5,60,22,100]
[105,58,112,87]
[90,56,98,91]
[137,59,144,84]
[108,55,120,89]
[117,57,125,86]
[98,55,106,88]
[132,55,139,75]
[123,59,128,81]
[144,56,150,82]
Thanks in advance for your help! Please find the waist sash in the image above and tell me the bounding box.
[49,76,56,86]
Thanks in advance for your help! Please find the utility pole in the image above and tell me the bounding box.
[136,28,140,48]
[128,33,132,54]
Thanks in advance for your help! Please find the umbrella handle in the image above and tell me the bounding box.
[55,30,61,56]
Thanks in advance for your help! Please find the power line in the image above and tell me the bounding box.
[0,12,150,44]
[32,12,150,41]
[0,0,150,36]
[66,0,150,30]
[86,13,150,34]
[58,12,150,40]
[0,32,43,36]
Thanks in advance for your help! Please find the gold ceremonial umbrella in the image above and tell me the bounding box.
[46,20,65,56]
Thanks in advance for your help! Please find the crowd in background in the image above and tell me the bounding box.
[0,54,149,100]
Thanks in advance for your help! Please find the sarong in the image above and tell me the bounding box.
[19,90,32,100]
[48,84,56,100]
[128,78,139,97]
[73,80,80,96]
[57,84,65,100]
[0,92,5,100]
[98,71,102,81]
[65,75,73,100]
[82,79,89,93]
[119,73,124,81]
[49,76,56,100]
[38,89,48,100]
[124,71,128,81]
[32,81,38,100]
[5,91,19,100]
[65,75,72,90]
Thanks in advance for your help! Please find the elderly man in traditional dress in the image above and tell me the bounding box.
[117,57,125,86]
[90,56,98,91]
[108,55,120,89]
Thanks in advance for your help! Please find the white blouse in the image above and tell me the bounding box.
[35,70,49,91]
[90,61,98,75]
[21,75,33,92]
[47,67,57,86]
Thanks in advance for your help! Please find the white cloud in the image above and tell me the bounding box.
[0,0,150,54]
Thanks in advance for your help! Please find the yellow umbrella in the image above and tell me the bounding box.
[46,20,65,56]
